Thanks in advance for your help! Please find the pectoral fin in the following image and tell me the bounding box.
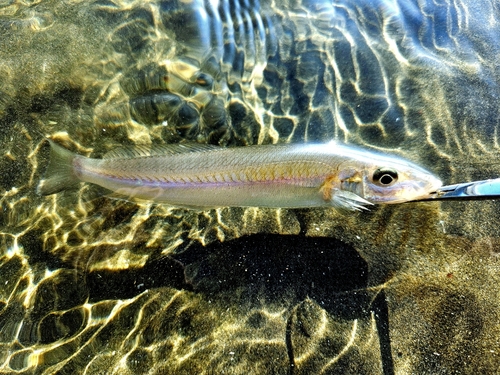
[330,189,373,212]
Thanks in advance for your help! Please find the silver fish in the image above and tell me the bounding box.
[37,140,442,211]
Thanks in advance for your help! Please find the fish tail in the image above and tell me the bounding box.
[37,140,81,195]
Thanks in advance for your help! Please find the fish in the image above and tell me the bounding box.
[37,140,442,211]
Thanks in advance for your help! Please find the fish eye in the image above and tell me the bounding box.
[372,168,398,186]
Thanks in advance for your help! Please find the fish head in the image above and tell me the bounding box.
[357,160,443,204]
[337,154,443,205]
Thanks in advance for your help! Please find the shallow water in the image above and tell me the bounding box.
[1,0,500,373]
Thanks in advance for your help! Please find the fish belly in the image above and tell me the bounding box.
[110,183,328,208]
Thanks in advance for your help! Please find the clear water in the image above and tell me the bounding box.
[1,0,500,373]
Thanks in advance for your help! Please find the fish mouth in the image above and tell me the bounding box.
[411,176,443,201]
[410,175,443,201]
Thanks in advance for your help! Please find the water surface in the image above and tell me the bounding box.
[1,0,500,373]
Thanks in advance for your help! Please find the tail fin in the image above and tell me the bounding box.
[37,140,81,195]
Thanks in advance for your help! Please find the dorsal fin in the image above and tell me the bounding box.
[103,143,221,159]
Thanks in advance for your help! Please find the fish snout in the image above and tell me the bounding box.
[403,172,443,202]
